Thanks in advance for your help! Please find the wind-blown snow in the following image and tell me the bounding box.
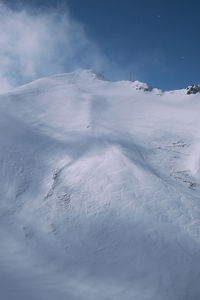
[1,69,200,299]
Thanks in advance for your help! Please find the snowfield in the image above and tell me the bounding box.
[1,69,200,299]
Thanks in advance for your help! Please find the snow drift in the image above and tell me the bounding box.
[1,69,200,299]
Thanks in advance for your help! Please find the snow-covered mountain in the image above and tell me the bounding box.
[1,69,200,300]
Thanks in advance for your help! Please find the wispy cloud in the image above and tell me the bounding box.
[0,2,107,93]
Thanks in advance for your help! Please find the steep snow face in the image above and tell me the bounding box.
[1,69,200,300]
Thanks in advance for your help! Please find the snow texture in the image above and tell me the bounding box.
[0,69,200,299]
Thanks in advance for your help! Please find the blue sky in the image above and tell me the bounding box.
[67,0,200,90]
[2,0,200,90]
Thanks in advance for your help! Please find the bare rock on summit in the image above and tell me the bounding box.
[186,84,200,94]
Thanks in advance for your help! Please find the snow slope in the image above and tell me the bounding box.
[1,69,200,299]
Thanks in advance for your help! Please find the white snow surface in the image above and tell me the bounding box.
[1,69,200,299]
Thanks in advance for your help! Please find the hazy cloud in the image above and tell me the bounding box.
[0,2,107,93]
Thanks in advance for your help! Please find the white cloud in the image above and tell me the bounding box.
[0,2,107,93]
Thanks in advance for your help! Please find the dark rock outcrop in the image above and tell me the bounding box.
[186,85,200,95]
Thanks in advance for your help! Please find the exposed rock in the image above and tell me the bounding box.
[186,84,200,95]
[132,80,153,92]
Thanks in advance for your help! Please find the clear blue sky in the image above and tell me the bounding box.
[4,0,200,90]
[67,0,200,90]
